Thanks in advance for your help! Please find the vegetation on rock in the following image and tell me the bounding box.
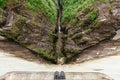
[0,0,120,64]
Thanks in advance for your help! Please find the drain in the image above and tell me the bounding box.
[54,71,66,80]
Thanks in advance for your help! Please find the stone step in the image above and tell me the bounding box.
[0,72,112,80]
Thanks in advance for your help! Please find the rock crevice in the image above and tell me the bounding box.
[0,0,120,64]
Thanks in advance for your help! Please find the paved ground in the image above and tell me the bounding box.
[0,72,112,80]
[0,50,120,80]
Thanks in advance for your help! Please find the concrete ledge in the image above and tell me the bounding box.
[0,71,112,80]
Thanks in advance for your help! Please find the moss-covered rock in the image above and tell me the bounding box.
[0,7,56,63]
[0,0,120,64]
[0,8,6,26]
[63,0,120,60]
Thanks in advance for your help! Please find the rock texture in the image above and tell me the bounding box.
[0,6,57,63]
[0,0,120,64]
[63,0,120,62]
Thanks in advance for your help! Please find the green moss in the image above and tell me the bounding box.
[38,48,45,53]
[83,8,98,23]
[89,10,98,23]
[19,44,56,63]
[90,21,102,29]
[72,33,83,40]
[23,45,56,63]
[0,0,7,9]
[99,0,108,3]
[0,8,3,15]
[62,0,96,22]
[84,28,92,34]
[71,18,78,24]
[16,19,27,26]
[0,29,19,40]
[78,8,98,30]
[49,32,56,47]
[26,0,56,21]
[0,8,5,24]
[37,48,56,62]
[65,49,80,54]
[0,0,20,9]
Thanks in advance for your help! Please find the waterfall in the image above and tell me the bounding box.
[58,26,61,33]
[57,0,62,33]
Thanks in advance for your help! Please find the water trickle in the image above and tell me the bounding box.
[54,0,65,64]
[57,0,62,33]
[58,26,61,33]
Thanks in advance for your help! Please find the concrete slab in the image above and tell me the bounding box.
[0,72,112,80]
[0,50,120,79]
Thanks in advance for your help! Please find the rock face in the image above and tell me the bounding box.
[0,0,120,64]
[63,0,120,61]
[0,7,57,63]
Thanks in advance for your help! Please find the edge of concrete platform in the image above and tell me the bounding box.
[0,71,113,80]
